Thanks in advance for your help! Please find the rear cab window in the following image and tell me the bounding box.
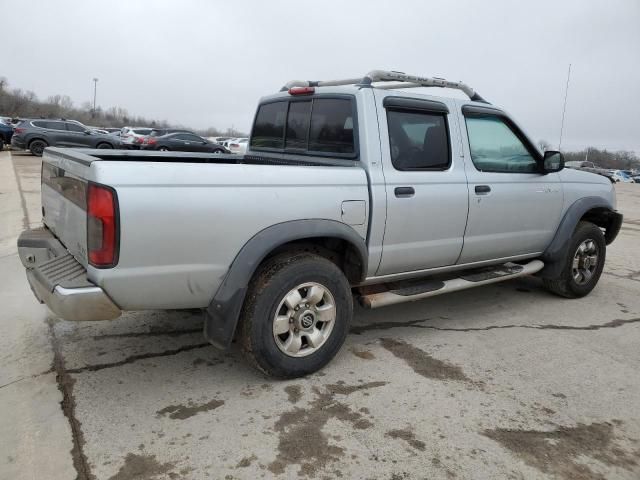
[250,95,357,159]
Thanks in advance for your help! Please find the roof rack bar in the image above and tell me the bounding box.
[281,70,488,103]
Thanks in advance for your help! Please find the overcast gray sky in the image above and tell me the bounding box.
[4,0,639,152]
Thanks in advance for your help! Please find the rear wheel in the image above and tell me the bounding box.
[239,252,352,378]
[543,221,606,298]
[29,139,47,156]
[97,142,113,149]
[159,146,169,151]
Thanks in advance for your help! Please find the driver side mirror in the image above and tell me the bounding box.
[542,150,564,173]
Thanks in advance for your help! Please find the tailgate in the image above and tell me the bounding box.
[41,153,90,267]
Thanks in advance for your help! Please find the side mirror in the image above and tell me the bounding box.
[542,150,564,173]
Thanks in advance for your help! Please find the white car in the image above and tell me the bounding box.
[120,127,153,149]
[228,138,248,154]
[609,170,633,183]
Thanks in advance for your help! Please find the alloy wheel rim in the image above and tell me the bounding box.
[572,239,599,285]
[272,282,336,357]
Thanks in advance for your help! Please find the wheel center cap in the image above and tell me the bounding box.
[299,311,315,329]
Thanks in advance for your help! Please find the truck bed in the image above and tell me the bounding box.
[40,147,369,310]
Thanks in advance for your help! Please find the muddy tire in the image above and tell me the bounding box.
[29,139,47,157]
[239,252,352,379]
[543,221,606,298]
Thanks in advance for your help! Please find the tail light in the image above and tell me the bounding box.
[134,137,144,144]
[147,137,157,145]
[87,182,119,268]
[14,127,25,135]
[230,143,239,148]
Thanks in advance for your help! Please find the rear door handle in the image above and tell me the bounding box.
[475,185,491,195]
[395,186,415,198]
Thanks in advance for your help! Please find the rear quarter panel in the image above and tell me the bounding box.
[89,161,369,310]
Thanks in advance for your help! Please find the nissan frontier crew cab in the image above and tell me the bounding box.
[18,70,623,378]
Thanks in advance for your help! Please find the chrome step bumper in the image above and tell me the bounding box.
[18,227,121,321]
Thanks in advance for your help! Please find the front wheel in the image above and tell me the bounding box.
[543,221,606,298]
[239,252,353,378]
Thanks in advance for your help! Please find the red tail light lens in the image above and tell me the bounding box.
[87,183,119,268]
[14,127,25,134]
[147,137,157,145]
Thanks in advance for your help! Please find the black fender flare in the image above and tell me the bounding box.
[204,219,368,349]
[539,196,621,278]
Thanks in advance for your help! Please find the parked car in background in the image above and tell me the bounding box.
[149,128,193,137]
[0,118,14,150]
[609,170,633,183]
[120,127,153,149]
[228,137,248,154]
[141,132,228,153]
[11,119,121,156]
[221,138,237,149]
[210,136,233,145]
[103,128,122,133]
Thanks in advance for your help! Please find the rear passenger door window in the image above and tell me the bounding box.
[386,110,450,170]
[65,122,85,133]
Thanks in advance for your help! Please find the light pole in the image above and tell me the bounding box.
[92,78,99,116]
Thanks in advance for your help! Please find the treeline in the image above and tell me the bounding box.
[562,148,638,170]
[0,77,246,137]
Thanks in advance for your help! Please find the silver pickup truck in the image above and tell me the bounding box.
[18,70,622,378]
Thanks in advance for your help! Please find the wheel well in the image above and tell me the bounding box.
[580,207,620,244]
[581,207,613,230]
[263,237,364,284]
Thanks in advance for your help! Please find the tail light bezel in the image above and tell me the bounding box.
[86,181,120,269]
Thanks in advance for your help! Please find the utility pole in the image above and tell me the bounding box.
[558,63,571,151]
[92,78,99,116]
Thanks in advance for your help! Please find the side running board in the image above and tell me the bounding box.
[359,260,544,309]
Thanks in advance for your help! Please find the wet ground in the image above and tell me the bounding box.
[2,149,639,480]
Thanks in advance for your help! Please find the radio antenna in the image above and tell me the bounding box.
[558,63,571,150]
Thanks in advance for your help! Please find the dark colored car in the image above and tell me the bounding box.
[0,120,14,150]
[11,119,121,156]
[141,132,229,153]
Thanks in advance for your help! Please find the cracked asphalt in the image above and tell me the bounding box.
[1,149,640,480]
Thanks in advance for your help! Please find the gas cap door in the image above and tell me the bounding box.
[341,200,366,225]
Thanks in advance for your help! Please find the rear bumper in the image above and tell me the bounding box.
[11,137,26,149]
[18,227,121,321]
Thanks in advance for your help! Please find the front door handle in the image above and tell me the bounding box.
[395,186,415,198]
[475,185,491,195]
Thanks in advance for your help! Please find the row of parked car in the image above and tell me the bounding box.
[565,161,640,183]
[1,116,248,157]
